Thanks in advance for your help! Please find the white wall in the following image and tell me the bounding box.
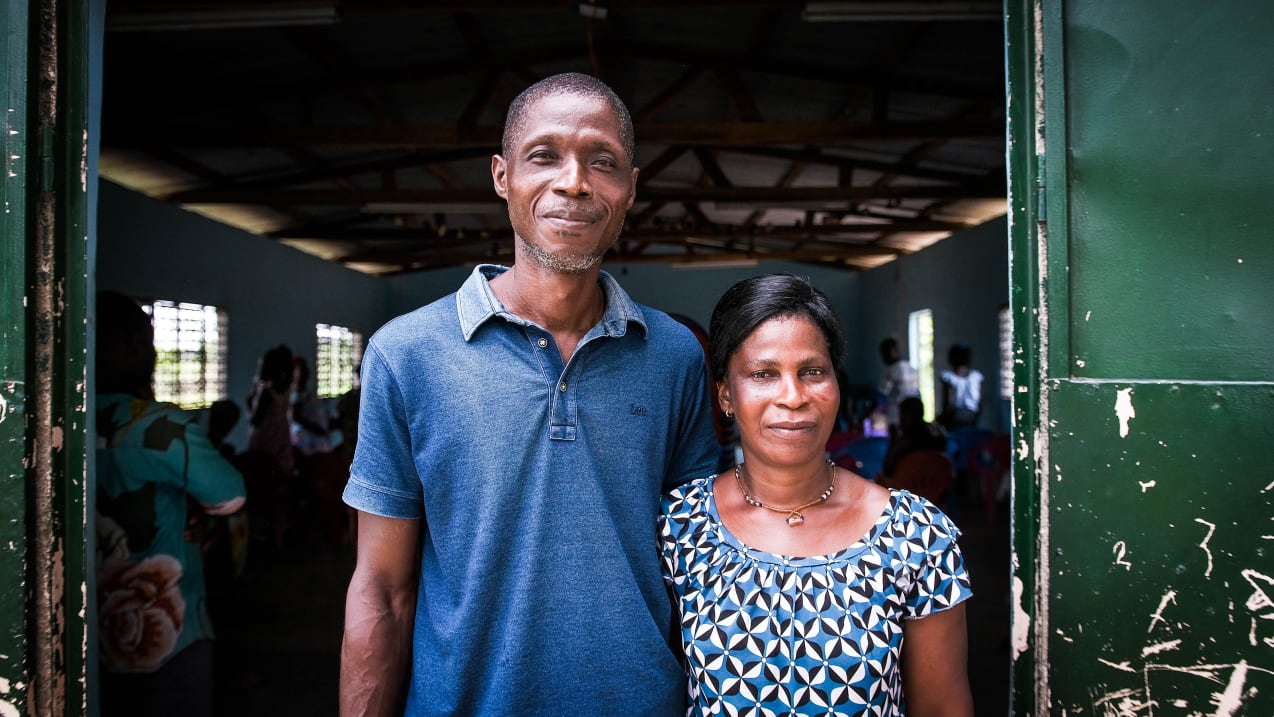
[96,181,391,449]
[855,216,1010,430]
[385,261,857,336]
[98,179,1010,440]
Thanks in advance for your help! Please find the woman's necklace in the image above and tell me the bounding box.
[734,460,836,527]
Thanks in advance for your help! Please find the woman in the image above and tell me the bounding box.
[659,274,974,716]
[939,342,983,430]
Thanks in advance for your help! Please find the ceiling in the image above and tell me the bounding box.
[100,1,1008,276]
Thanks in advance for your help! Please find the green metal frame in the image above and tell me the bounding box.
[1005,0,1043,713]
[0,2,32,710]
[1,0,90,713]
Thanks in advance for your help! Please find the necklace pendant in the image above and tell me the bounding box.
[786,513,805,527]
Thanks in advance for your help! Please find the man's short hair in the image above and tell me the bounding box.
[501,72,635,164]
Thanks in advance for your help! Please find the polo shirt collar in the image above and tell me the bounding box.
[457,264,648,342]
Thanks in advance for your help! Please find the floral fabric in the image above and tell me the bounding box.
[96,394,245,673]
[659,478,971,716]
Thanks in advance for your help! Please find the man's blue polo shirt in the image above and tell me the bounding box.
[344,265,719,716]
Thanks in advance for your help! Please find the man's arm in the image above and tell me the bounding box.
[340,512,420,717]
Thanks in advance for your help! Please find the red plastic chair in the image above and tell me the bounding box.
[966,433,1011,523]
[885,450,954,504]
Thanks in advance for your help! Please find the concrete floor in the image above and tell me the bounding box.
[210,491,1012,716]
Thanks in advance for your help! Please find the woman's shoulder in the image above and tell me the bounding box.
[883,489,962,541]
[662,475,714,514]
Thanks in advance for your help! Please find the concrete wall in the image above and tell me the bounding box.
[96,181,390,449]
[386,261,858,339]
[855,217,1010,430]
[98,180,1008,441]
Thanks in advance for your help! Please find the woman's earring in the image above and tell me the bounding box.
[724,409,734,418]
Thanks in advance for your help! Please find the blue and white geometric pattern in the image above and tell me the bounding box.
[659,477,972,716]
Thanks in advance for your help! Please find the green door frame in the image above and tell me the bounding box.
[1,0,91,713]
[1005,0,1045,710]
[1009,1,1274,713]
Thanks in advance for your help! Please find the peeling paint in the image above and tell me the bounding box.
[1092,687,1149,716]
[1195,519,1216,578]
[1140,640,1181,657]
[1011,575,1032,660]
[1214,660,1248,717]
[0,701,16,717]
[1147,591,1177,633]
[1098,657,1135,673]
[1114,388,1135,438]
[1111,541,1132,571]
[1240,569,1273,612]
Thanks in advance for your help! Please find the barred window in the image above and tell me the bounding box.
[315,324,364,398]
[142,300,228,409]
[999,305,1013,399]
[908,308,936,422]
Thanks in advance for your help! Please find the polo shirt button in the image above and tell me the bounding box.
[537,338,548,348]
[559,382,568,392]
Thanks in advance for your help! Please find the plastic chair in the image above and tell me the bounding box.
[946,427,993,472]
[834,436,889,481]
[966,433,1011,523]
[885,450,954,505]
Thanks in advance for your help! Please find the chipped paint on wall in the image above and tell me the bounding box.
[1011,575,1033,660]
[1140,640,1181,658]
[1114,388,1135,438]
[1147,591,1177,634]
[1194,519,1216,579]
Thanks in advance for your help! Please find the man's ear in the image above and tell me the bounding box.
[626,166,639,211]
[492,154,509,199]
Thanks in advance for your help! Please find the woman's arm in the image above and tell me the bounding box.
[901,603,974,717]
[340,512,420,717]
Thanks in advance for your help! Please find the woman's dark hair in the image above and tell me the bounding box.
[708,274,846,382]
[948,342,972,368]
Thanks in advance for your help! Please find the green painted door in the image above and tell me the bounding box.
[2,0,91,713]
[1008,1,1274,713]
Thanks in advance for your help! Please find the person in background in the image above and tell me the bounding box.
[882,395,949,478]
[207,399,240,461]
[289,356,333,456]
[876,336,920,431]
[246,344,295,551]
[939,342,984,430]
[334,378,359,459]
[95,291,246,717]
[339,72,718,716]
[660,274,974,716]
[247,345,295,477]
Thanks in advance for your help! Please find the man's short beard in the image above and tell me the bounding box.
[521,239,605,275]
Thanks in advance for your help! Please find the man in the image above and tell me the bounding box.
[876,336,920,430]
[95,291,246,717]
[340,73,719,716]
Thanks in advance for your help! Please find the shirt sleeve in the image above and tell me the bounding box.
[181,419,246,507]
[663,338,722,492]
[903,500,973,619]
[342,341,425,519]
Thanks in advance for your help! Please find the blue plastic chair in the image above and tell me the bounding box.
[835,436,890,481]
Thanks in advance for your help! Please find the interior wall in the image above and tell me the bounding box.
[98,179,1008,443]
[855,216,1010,430]
[386,262,858,342]
[96,181,391,450]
